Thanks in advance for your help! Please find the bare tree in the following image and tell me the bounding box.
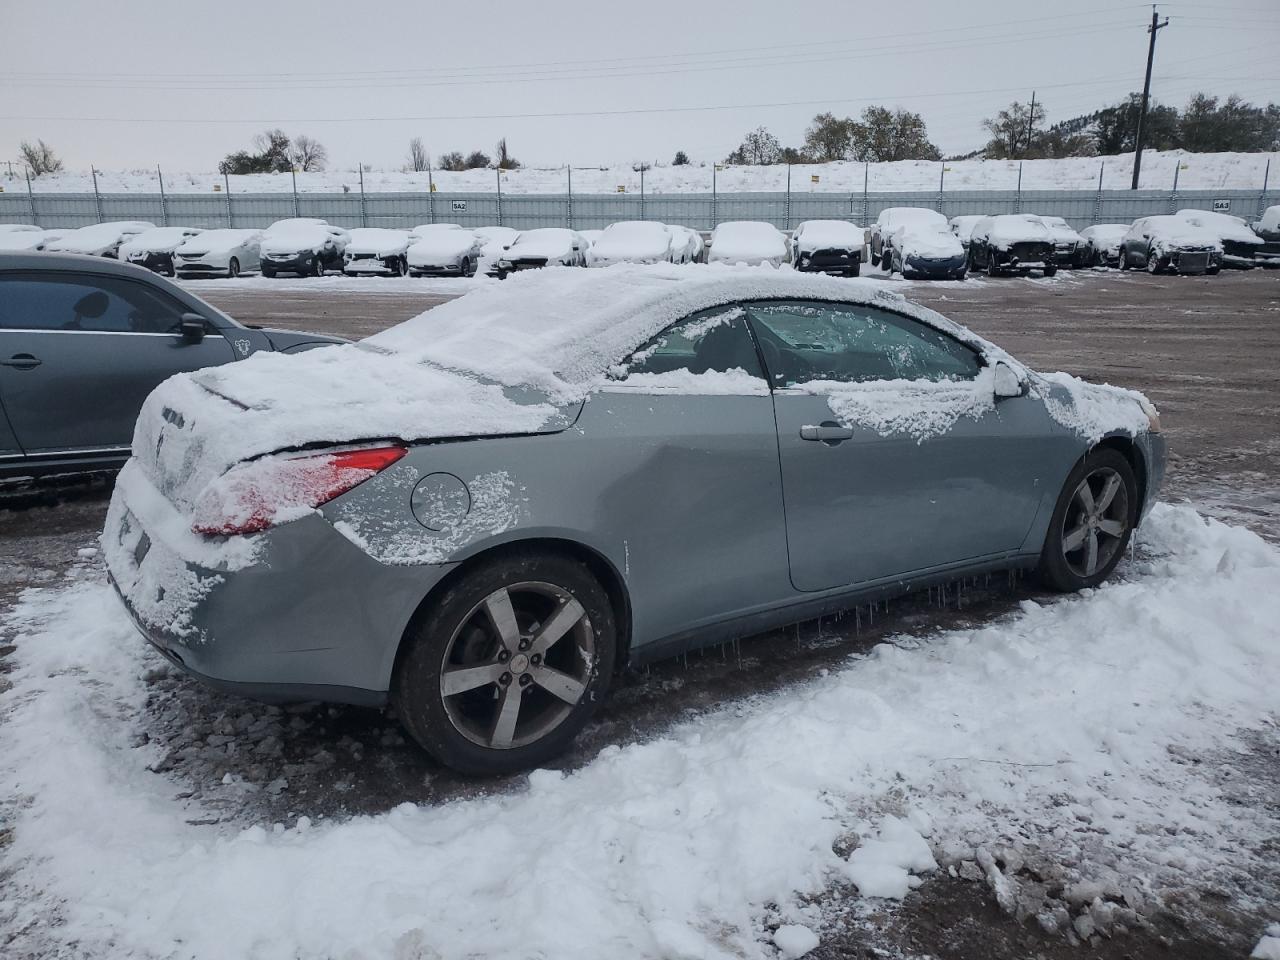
[290,134,328,172]
[494,137,520,170]
[982,100,1046,159]
[407,137,430,172]
[438,151,466,172]
[725,127,783,165]
[19,139,63,176]
[464,150,490,170]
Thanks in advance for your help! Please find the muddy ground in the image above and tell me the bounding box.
[1,268,1277,959]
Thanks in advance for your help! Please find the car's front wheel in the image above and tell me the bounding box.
[1038,448,1137,592]
[228,257,240,279]
[394,551,617,775]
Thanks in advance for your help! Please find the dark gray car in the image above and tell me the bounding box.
[103,266,1165,775]
[0,252,343,482]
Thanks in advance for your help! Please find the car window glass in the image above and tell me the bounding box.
[744,300,981,387]
[615,306,765,383]
[0,273,190,334]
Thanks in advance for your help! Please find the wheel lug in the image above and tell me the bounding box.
[518,639,531,652]
[530,653,542,665]
[519,674,532,686]
[498,650,510,663]
[499,672,512,685]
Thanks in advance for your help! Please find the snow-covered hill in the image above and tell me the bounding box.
[5,149,1276,195]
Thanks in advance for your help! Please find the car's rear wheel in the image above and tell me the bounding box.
[461,256,473,277]
[987,252,1000,278]
[393,257,407,276]
[1038,448,1137,592]
[227,257,240,278]
[394,552,616,775]
[262,265,277,278]
[313,255,325,277]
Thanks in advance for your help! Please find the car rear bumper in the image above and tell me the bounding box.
[344,254,399,274]
[102,460,443,705]
[408,260,465,275]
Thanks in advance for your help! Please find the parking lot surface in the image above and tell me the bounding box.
[2,268,1276,959]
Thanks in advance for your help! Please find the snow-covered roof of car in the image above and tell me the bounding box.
[46,221,156,251]
[590,221,672,261]
[0,231,46,251]
[175,229,261,253]
[1175,209,1262,244]
[260,223,339,253]
[708,222,787,261]
[792,220,862,253]
[369,264,998,399]
[1128,215,1223,246]
[119,227,203,253]
[0,224,42,234]
[345,228,411,255]
[974,215,1052,244]
[876,208,946,228]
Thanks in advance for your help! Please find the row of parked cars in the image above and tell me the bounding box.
[3,204,1277,281]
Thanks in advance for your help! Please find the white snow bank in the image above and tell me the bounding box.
[15,150,1274,194]
[1254,924,1280,959]
[2,503,1279,959]
[843,814,938,898]
[772,924,820,958]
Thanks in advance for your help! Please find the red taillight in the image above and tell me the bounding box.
[192,445,406,536]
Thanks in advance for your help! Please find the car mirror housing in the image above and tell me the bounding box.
[179,313,207,344]
[993,361,1024,399]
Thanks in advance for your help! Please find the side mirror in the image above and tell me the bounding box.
[993,361,1024,399]
[180,313,207,344]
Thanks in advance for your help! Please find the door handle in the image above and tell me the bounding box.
[0,354,41,370]
[800,422,854,445]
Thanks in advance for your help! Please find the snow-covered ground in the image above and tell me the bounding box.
[6,149,1277,195]
[1,503,1277,959]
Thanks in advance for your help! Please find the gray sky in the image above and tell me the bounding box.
[1,0,1276,173]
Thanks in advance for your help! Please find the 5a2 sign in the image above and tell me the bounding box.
[451,200,468,212]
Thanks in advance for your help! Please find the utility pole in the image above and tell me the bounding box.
[1131,6,1169,190]
[1024,91,1036,158]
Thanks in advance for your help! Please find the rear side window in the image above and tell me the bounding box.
[617,306,765,382]
[0,273,191,334]
[745,300,981,387]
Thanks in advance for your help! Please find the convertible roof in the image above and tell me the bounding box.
[371,263,995,401]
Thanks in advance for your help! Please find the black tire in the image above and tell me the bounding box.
[1119,247,1130,271]
[227,257,240,279]
[987,250,1000,278]
[461,257,472,277]
[1206,265,1221,276]
[1037,448,1138,592]
[1146,252,1163,275]
[313,255,325,277]
[1043,263,1057,277]
[261,265,277,278]
[881,248,893,272]
[870,248,880,267]
[849,258,860,278]
[396,257,408,277]
[394,551,617,775]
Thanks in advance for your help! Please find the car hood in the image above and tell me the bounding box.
[504,238,573,260]
[131,342,581,515]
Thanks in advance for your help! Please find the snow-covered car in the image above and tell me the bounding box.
[260,222,349,277]
[119,226,205,276]
[967,215,1057,277]
[173,229,263,279]
[668,225,704,264]
[706,221,788,267]
[1034,216,1085,267]
[45,221,156,258]
[791,220,863,277]
[1176,209,1264,268]
[102,264,1165,775]
[342,228,413,277]
[406,224,483,277]
[0,224,43,236]
[948,215,988,252]
[1253,204,1280,263]
[496,228,589,273]
[1119,216,1223,275]
[0,230,51,252]
[474,226,519,276]
[587,221,677,268]
[1079,225,1130,267]
[884,224,966,280]
[870,208,946,267]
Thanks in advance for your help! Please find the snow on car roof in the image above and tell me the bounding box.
[792,220,862,252]
[346,228,411,254]
[1175,209,1262,243]
[176,229,260,253]
[1131,215,1223,244]
[119,227,203,251]
[370,263,999,400]
[892,225,963,258]
[877,208,946,227]
[0,223,42,234]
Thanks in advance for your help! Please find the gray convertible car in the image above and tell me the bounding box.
[104,266,1165,774]
[0,252,343,482]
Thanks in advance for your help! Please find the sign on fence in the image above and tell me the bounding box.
[1212,199,1231,212]
[451,200,467,212]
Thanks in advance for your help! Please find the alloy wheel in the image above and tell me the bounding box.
[439,581,596,750]
[1060,466,1130,578]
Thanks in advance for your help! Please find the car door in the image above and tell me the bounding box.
[0,271,237,457]
[746,299,1057,593]
[583,305,790,645]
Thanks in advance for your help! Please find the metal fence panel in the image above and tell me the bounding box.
[3,186,1276,234]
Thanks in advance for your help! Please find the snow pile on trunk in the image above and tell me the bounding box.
[793,220,864,255]
[343,228,410,256]
[1,503,1277,959]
